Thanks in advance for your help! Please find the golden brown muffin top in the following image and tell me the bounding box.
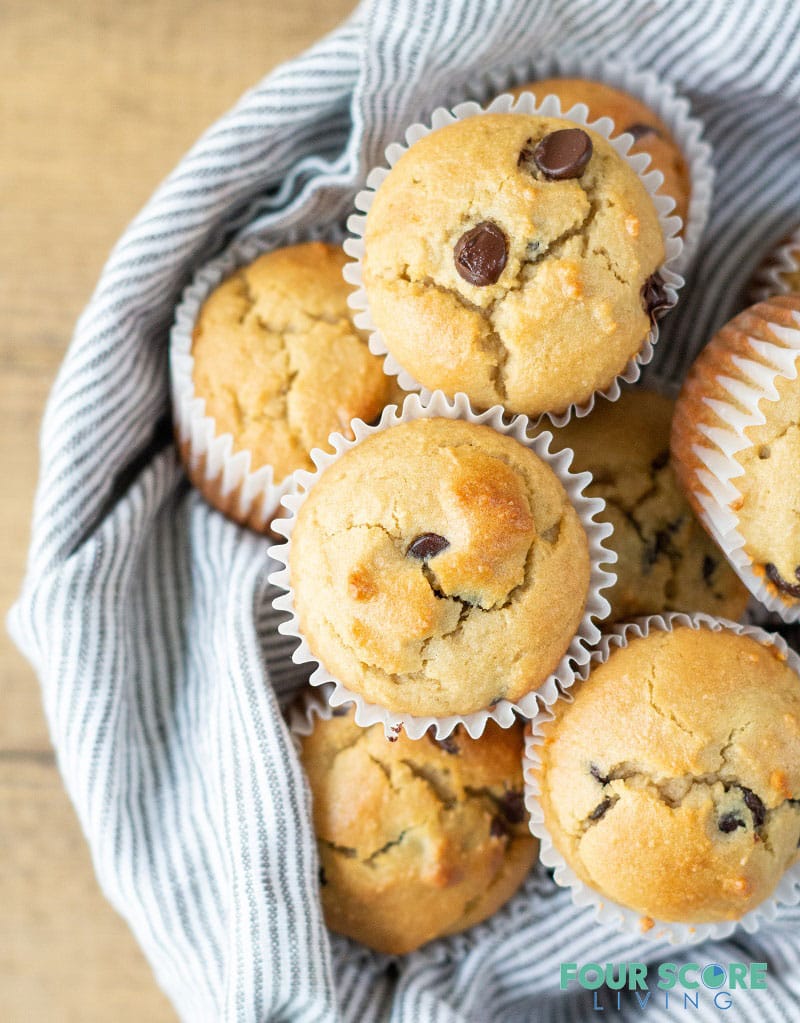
[363,113,665,417]
[192,241,397,481]
[289,418,591,716]
[545,389,748,621]
[538,625,800,923]
[301,708,537,954]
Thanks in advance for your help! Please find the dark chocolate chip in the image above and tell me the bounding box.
[427,727,459,755]
[588,798,612,821]
[651,450,670,472]
[702,555,717,585]
[532,128,593,180]
[490,815,508,838]
[590,763,610,785]
[407,533,450,560]
[386,961,400,981]
[498,789,525,824]
[641,273,671,321]
[624,122,661,142]
[454,221,508,286]
[318,865,328,886]
[331,705,349,717]
[718,812,746,833]
[765,563,800,599]
[742,788,766,828]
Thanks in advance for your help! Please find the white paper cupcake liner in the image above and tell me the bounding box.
[751,226,800,302]
[344,92,684,430]
[170,227,329,532]
[268,390,616,740]
[479,53,713,275]
[674,304,800,622]
[523,611,800,946]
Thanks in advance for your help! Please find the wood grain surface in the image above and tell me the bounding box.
[0,2,355,1018]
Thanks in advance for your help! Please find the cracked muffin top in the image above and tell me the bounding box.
[361,113,666,418]
[508,78,691,233]
[289,417,591,717]
[544,389,748,621]
[191,241,398,481]
[300,707,537,954]
[671,296,800,609]
[536,625,800,924]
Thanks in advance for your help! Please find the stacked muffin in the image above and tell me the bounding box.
[170,73,800,951]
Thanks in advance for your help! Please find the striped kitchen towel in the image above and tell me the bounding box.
[9,1,800,1020]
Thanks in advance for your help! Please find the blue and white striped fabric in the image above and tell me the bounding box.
[9,1,800,1019]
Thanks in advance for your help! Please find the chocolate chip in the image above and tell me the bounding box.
[590,763,610,785]
[641,273,671,321]
[454,221,508,286]
[742,788,766,828]
[532,128,593,180]
[331,705,349,717]
[624,122,661,142]
[498,789,525,824]
[407,533,450,560]
[318,865,328,886]
[427,728,459,755]
[490,815,508,838]
[651,450,669,472]
[702,555,717,585]
[765,563,800,599]
[588,798,612,821]
[718,812,746,833]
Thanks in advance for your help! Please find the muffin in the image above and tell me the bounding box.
[300,707,537,954]
[751,227,800,299]
[288,417,591,717]
[508,78,691,231]
[361,113,668,418]
[186,241,398,526]
[672,296,800,615]
[544,389,748,621]
[535,623,800,924]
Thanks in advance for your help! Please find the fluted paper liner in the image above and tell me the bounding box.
[672,302,800,622]
[170,228,328,532]
[523,612,800,945]
[268,390,616,740]
[751,226,800,302]
[344,92,684,429]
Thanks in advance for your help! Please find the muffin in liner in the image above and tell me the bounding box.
[671,295,800,622]
[750,225,800,302]
[268,390,616,739]
[289,689,539,955]
[344,92,684,429]
[523,611,800,945]
[171,228,393,533]
[480,52,713,275]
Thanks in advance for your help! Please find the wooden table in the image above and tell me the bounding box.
[0,2,355,1017]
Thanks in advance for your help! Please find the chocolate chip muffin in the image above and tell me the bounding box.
[300,708,537,954]
[288,417,591,717]
[190,241,398,485]
[544,389,748,621]
[509,78,691,232]
[361,113,668,418]
[536,623,800,924]
[672,296,800,613]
